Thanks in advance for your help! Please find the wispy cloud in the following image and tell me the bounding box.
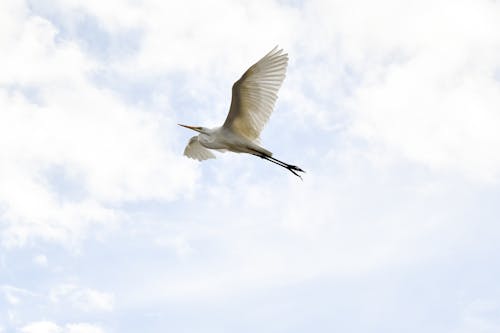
[20,321,105,333]
[0,2,198,247]
[1,0,500,332]
[49,284,114,312]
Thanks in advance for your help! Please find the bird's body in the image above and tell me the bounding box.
[198,126,271,155]
[179,46,304,178]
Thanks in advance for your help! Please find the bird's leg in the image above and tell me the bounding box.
[267,156,305,173]
[267,156,304,179]
[254,154,305,179]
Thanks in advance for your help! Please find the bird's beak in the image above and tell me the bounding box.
[178,124,201,132]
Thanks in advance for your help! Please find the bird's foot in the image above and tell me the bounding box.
[292,166,305,173]
[287,164,305,173]
[286,165,304,180]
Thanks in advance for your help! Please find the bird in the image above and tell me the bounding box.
[179,46,305,179]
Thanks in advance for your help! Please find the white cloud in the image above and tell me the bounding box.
[5,0,498,250]
[1,286,21,305]
[65,323,105,333]
[49,284,114,312]
[33,254,48,267]
[1,285,37,306]
[272,0,500,184]
[328,0,500,182]
[21,321,62,333]
[0,1,198,247]
[118,162,472,307]
[19,322,105,333]
[1,0,500,331]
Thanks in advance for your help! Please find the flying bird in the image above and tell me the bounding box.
[179,46,304,179]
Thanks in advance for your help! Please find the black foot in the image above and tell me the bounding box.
[288,167,303,180]
[255,154,305,180]
[288,165,305,173]
[285,164,305,180]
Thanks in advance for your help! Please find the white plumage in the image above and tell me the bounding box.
[179,46,304,179]
[183,136,215,161]
[223,46,288,141]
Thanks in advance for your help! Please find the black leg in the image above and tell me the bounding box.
[253,154,305,179]
[268,156,305,173]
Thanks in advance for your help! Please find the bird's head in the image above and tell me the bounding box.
[178,124,207,134]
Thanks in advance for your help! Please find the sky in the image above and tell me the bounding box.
[1,0,500,332]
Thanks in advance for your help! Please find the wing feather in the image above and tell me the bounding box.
[222,46,288,140]
[183,136,215,161]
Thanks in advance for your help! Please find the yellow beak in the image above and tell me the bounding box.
[178,124,200,132]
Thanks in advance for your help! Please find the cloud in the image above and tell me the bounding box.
[324,0,500,182]
[33,254,48,267]
[20,322,105,333]
[1,285,37,306]
[65,323,105,333]
[5,0,498,250]
[1,0,500,332]
[20,321,61,333]
[0,2,198,247]
[49,284,114,312]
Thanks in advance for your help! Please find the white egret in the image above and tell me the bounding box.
[179,46,304,179]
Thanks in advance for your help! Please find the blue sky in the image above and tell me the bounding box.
[1,0,500,332]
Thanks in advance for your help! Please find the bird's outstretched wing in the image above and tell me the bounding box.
[183,136,215,161]
[222,46,288,141]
